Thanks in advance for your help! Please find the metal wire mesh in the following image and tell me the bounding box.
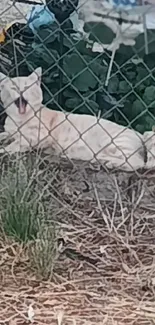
[0,2,155,201]
[1,2,155,324]
[0,0,155,217]
[1,0,155,171]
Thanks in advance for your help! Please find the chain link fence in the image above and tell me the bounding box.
[1,0,155,170]
[1,1,155,324]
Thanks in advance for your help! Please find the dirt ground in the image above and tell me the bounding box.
[1,155,155,324]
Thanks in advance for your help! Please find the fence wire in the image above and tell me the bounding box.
[1,0,155,171]
[1,1,155,324]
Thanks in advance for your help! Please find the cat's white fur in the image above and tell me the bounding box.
[0,67,154,171]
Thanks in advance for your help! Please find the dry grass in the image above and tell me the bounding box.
[0,153,155,324]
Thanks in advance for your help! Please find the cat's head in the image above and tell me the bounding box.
[0,67,43,118]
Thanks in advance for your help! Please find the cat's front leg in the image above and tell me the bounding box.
[0,140,30,155]
[0,131,10,142]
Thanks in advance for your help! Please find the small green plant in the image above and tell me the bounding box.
[29,223,60,280]
[0,154,61,280]
[0,156,44,242]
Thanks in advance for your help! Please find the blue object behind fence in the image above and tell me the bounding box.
[108,0,137,9]
[26,4,55,33]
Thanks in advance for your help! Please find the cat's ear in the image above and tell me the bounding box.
[0,72,9,90]
[29,67,42,85]
[0,72,9,82]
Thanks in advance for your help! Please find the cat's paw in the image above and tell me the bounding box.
[0,131,10,142]
[0,147,8,155]
[0,141,20,155]
[0,141,32,155]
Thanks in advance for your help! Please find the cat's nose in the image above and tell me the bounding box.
[15,96,28,114]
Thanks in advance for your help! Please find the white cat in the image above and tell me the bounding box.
[0,67,152,171]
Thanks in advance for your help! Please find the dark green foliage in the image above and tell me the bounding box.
[84,22,115,44]
[1,21,155,133]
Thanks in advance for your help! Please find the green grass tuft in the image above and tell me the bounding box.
[0,157,44,242]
